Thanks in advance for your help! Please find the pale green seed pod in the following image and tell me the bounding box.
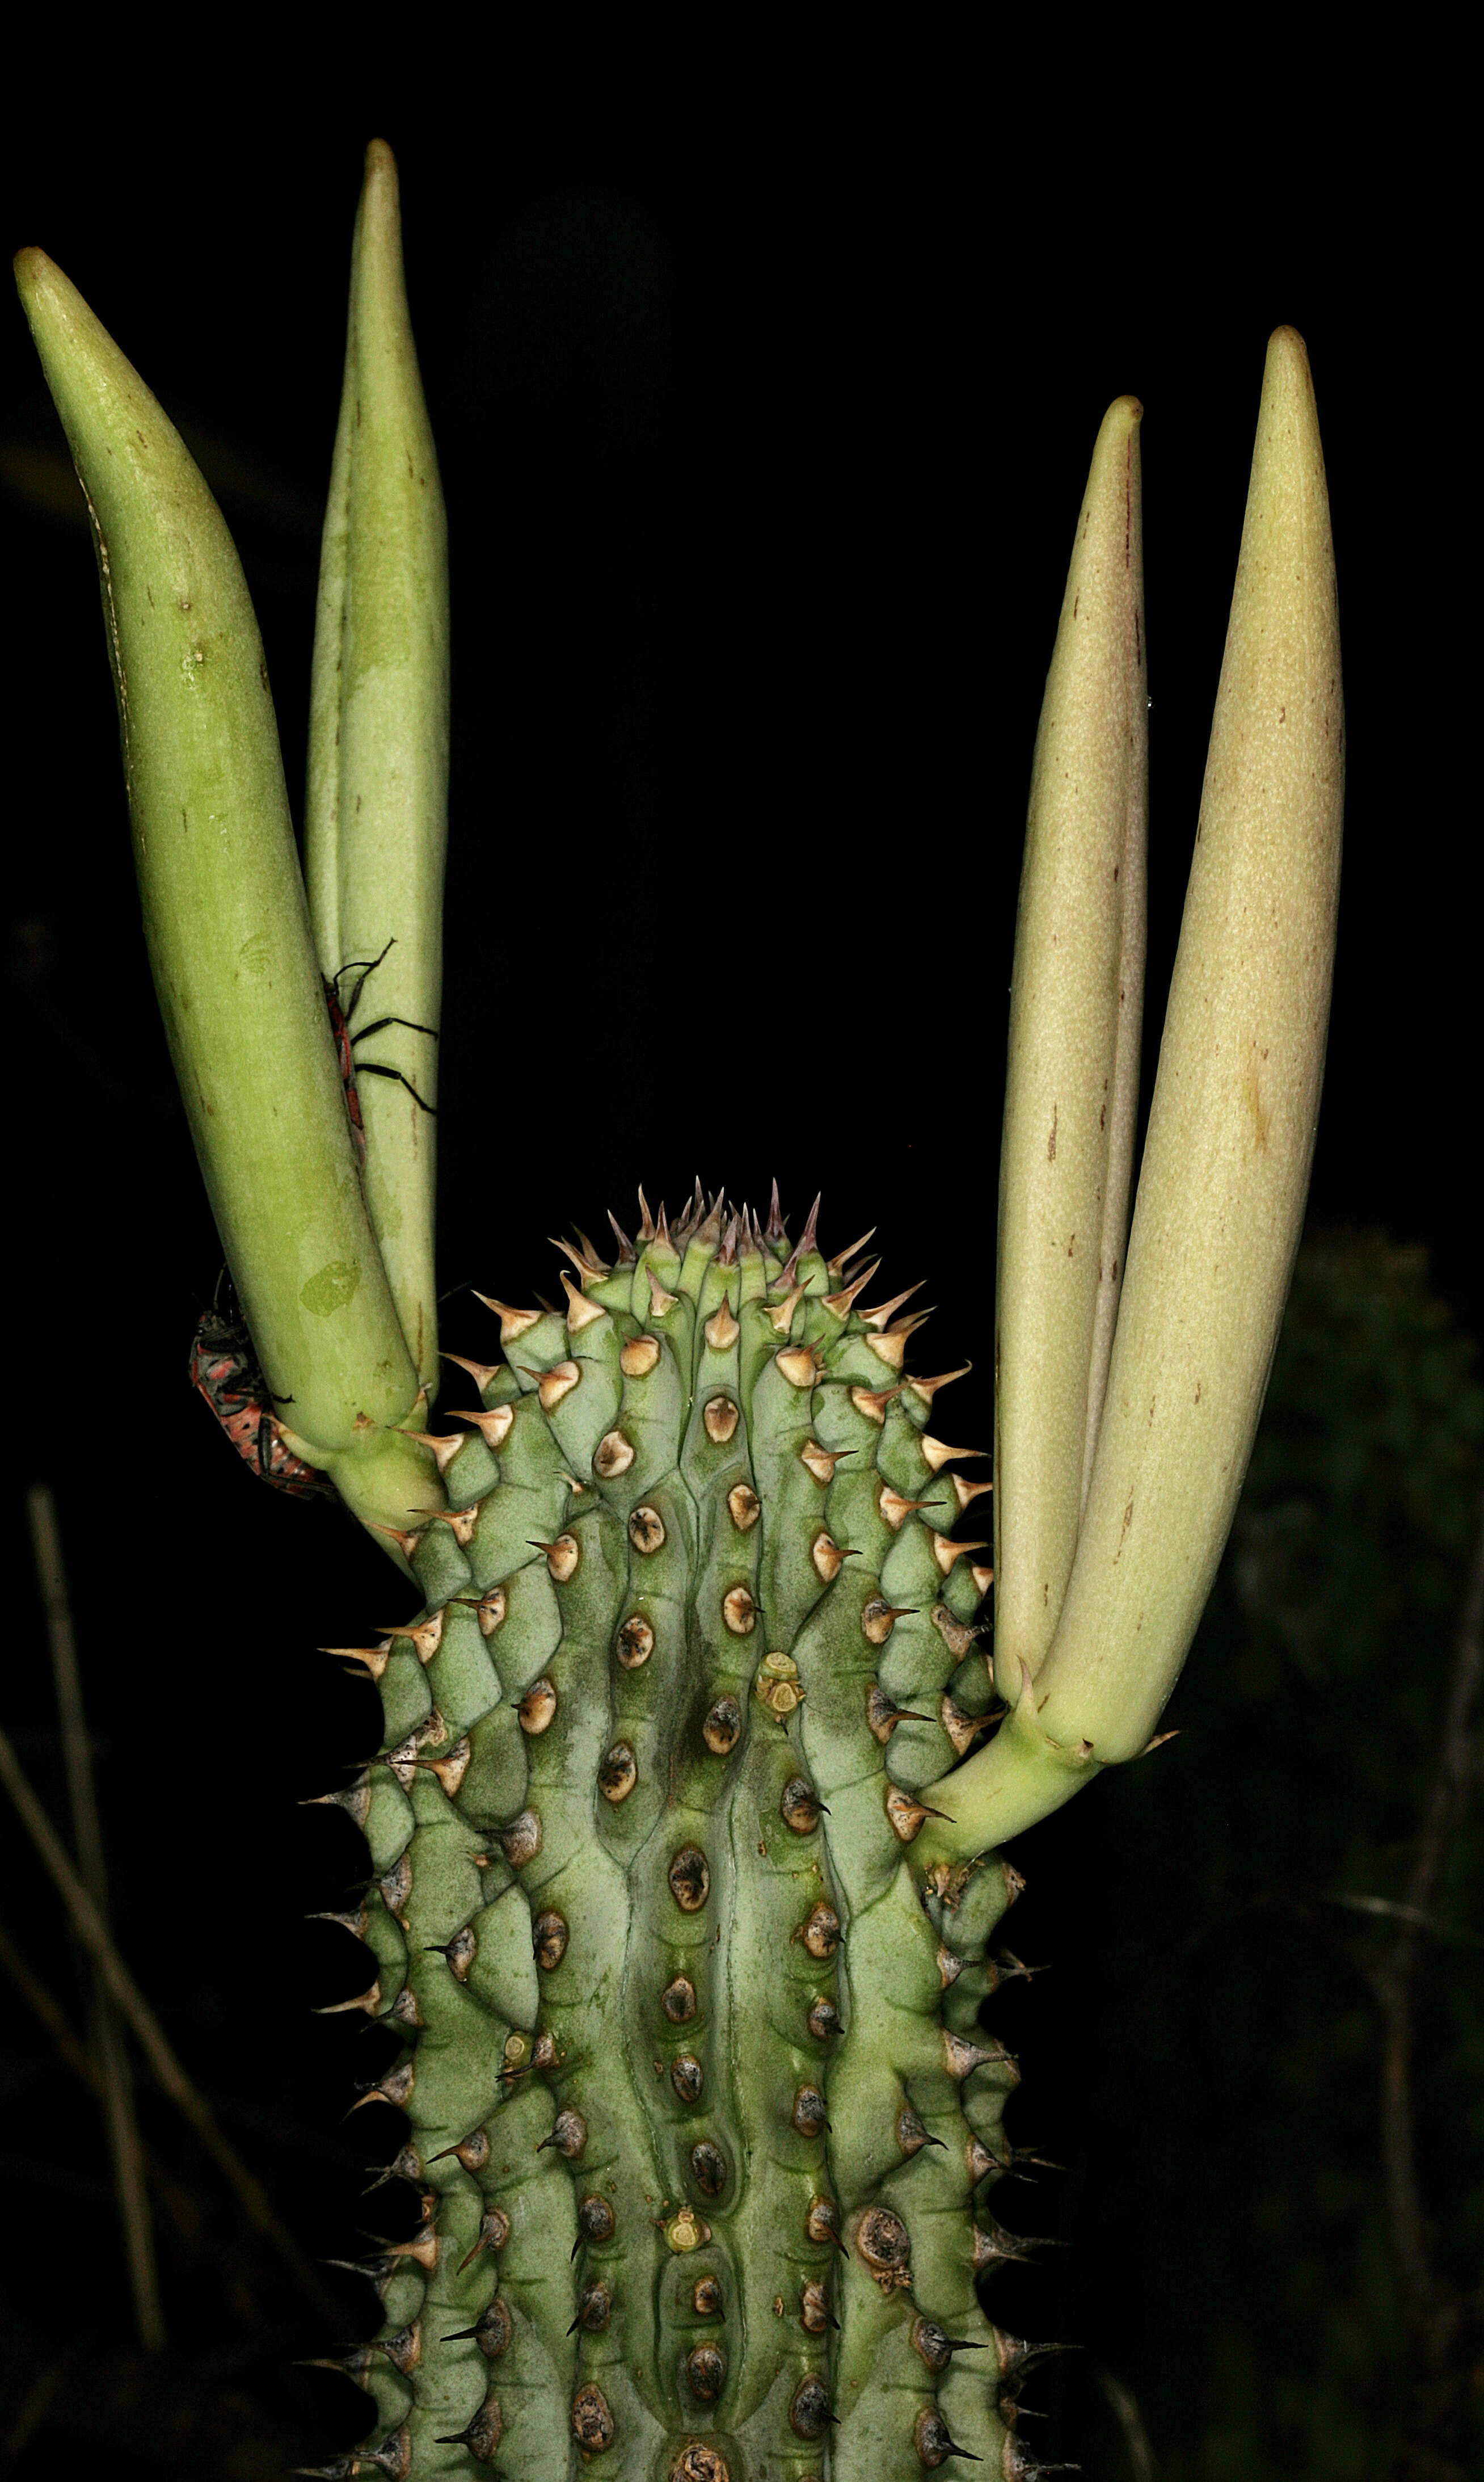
[993,393,1147,1686]
[922,325,1343,1855]
[14,246,421,1467]
[306,139,449,1395]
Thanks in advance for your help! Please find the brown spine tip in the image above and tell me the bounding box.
[781,1776,824,1833]
[518,1676,558,1734]
[621,1333,663,1377]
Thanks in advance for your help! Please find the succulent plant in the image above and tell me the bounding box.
[13,139,1342,2482]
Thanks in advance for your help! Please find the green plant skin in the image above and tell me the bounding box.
[332,1206,1023,2480]
[14,144,1343,2482]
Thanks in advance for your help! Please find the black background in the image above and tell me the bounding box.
[0,78,1473,2480]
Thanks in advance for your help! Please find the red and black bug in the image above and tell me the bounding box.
[188,1271,335,1499]
[324,937,437,1168]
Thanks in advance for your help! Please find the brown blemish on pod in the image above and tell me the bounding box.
[629,1504,667,1555]
[518,1676,558,1734]
[663,1975,698,2023]
[600,1741,638,1802]
[777,1344,819,1391]
[621,1333,662,1378]
[855,2205,912,2289]
[533,1909,569,1970]
[692,2275,723,2316]
[428,1500,481,1548]
[669,1846,710,1911]
[572,2278,612,2332]
[966,2134,1001,2184]
[800,2278,830,2333]
[570,2382,614,2451]
[593,1428,635,1478]
[722,1584,757,1635]
[807,1995,842,2040]
[704,1394,740,1443]
[617,1613,655,1668]
[689,2139,728,2197]
[896,2105,945,2158]
[539,2108,588,2159]
[849,1383,899,1424]
[685,2342,726,2400]
[792,2084,830,2137]
[727,1481,761,1531]
[671,2053,703,2102]
[780,1776,823,1833]
[937,1942,964,1988]
[524,1357,579,1410]
[702,1696,742,1754]
[798,1900,840,1959]
[789,2372,831,2438]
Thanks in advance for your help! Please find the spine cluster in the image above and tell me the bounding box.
[310,1188,1056,2480]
